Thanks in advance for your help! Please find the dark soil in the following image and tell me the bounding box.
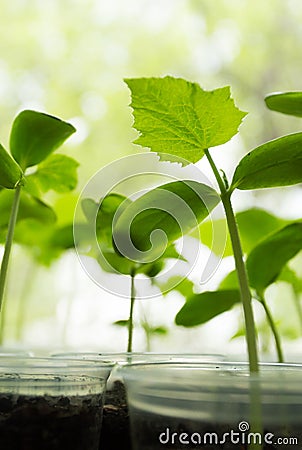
[99,380,132,450]
[0,391,103,450]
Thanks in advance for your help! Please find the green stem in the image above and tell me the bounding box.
[204,149,259,373]
[127,272,135,353]
[292,289,302,335]
[257,292,284,363]
[0,184,22,316]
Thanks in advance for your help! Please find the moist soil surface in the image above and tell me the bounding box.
[0,391,103,450]
[99,380,132,450]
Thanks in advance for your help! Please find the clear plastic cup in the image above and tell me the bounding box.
[0,356,113,450]
[122,361,302,450]
[51,352,224,450]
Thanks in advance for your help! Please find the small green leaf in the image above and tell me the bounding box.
[113,180,220,262]
[246,223,302,292]
[175,289,241,327]
[0,143,23,189]
[158,275,195,297]
[25,154,79,194]
[231,133,302,190]
[125,76,247,165]
[114,320,129,327]
[265,92,302,117]
[10,110,76,169]
[149,326,168,335]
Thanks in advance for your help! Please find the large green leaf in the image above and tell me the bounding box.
[0,143,23,189]
[113,180,220,262]
[10,110,76,169]
[265,92,302,117]
[125,76,247,164]
[231,133,302,190]
[25,154,79,195]
[175,289,241,327]
[246,223,302,292]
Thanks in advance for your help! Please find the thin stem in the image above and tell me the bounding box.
[0,184,22,315]
[127,272,136,353]
[204,149,259,373]
[292,290,302,334]
[257,292,284,363]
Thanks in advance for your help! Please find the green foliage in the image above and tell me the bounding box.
[231,133,302,191]
[175,290,241,327]
[125,77,246,164]
[246,223,302,293]
[25,155,79,195]
[197,208,287,256]
[0,190,56,231]
[158,275,195,298]
[265,92,302,117]
[0,143,23,189]
[10,110,76,170]
[113,180,220,262]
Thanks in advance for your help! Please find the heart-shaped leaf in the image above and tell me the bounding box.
[175,289,241,327]
[231,133,302,190]
[265,92,302,117]
[246,223,302,293]
[113,180,220,263]
[10,110,76,169]
[125,76,247,165]
[0,143,23,189]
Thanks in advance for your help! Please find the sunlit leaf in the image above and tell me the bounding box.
[231,133,302,190]
[25,154,79,194]
[219,270,238,290]
[246,223,302,292]
[194,208,286,256]
[158,275,195,298]
[10,110,76,169]
[175,289,241,327]
[278,266,302,294]
[265,91,302,117]
[0,143,23,189]
[125,76,247,164]
[113,180,220,262]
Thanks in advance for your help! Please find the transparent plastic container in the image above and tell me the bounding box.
[51,352,225,450]
[0,356,113,450]
[122,361,302,450]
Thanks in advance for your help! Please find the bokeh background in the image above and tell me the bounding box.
[1,0,302,358]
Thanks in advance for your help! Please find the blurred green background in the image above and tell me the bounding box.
[1,0,302,357]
